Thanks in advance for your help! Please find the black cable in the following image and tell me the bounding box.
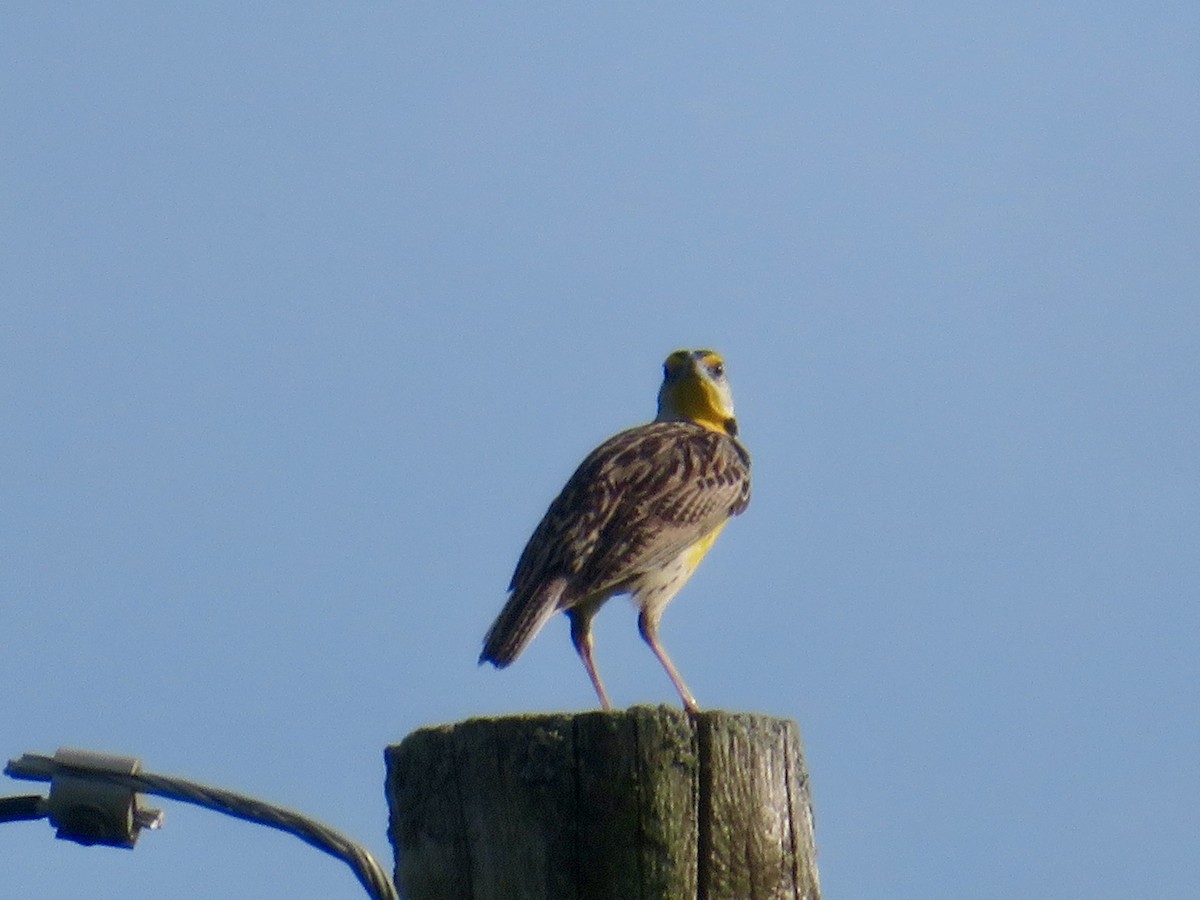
[6,755,397,900]
[0,794,46,823]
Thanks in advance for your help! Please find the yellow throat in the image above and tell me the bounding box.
[655,349,739,436]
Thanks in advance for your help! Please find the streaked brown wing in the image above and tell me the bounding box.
[510,421,751,602]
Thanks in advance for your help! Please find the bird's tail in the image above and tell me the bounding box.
[479,577,568,667]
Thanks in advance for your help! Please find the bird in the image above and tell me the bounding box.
[479,349,751,712]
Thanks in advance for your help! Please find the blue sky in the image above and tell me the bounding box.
[3,4,1197,898]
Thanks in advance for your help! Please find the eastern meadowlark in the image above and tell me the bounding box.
[479,349,751,712]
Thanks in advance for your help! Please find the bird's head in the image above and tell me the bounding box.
[655,349,739,437]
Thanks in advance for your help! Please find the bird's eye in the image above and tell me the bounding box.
[710,362,725,378]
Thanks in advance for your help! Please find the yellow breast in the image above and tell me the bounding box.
[684,521,728,570]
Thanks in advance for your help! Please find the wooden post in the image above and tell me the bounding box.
[385,706,819,900]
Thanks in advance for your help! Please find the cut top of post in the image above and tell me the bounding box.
[386,707,819,900]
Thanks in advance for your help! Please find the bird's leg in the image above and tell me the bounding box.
[569,608,612,710]
[637,608,700,713]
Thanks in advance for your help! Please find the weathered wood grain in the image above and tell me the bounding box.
[386,707,819,900]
